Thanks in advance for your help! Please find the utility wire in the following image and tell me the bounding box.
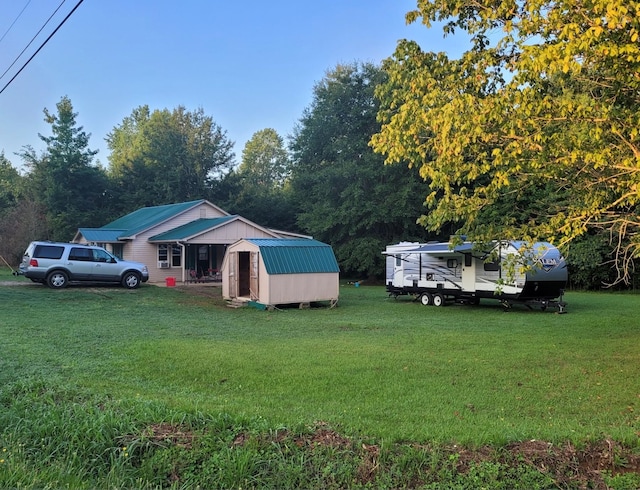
[0,0,33,45]
[0,0,84,96]
[0,0,67,83]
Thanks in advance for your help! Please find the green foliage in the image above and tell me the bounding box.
[290,62,435,277]
[0,154,37,265]
[565,233,620,289]
[220,128,298,231]
[372,0,640,285]
[106,105,235,212]
[17,96,109,241]
[239,128,290,189]
[0,152,22,214]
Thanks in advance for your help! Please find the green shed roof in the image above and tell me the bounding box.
[245,238,340,275]
[149,217,236,241]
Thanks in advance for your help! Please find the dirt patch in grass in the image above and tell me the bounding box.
[456,439,640,488]
[173,284,227,307]
[139,421,639,488]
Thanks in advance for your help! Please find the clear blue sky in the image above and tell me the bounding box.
[0,0,467,171]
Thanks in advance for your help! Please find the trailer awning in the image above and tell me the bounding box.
[407,242,476,254]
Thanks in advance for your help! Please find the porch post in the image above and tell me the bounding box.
[178,242,186,283]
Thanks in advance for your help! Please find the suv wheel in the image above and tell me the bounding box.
[122,272,141,289]
[47,270,68,289]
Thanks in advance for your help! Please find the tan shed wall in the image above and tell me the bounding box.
[263,273,339,305]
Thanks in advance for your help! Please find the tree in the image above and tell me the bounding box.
[0,153,41,266]
[0,152,22,214]
[239,128,290,189]
[106,106,235,211]
[371,0,640,284]
[290,62,433,278]
[220,129,297,230]
[19,96,109,241]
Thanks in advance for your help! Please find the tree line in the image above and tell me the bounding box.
[0,63,430,281]
[2,0,638,293]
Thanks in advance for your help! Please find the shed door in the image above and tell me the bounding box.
[228,251,237,298]
[250,251,259,300]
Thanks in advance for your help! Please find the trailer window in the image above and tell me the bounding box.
[447,258,458,268]
[484,260,500,271]
[395,255,402,266]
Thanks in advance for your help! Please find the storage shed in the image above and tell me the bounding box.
[221,238,340,307]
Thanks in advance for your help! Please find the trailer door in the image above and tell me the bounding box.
[461,253,476,292]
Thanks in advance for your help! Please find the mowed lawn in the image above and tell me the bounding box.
[1,270,639,446]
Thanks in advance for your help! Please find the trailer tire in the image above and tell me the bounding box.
[432,293,445,307]
[420,293,432,306]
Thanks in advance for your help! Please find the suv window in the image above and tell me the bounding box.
[69,247,93,261]
[92,249,113,263]
[33,245,65,260]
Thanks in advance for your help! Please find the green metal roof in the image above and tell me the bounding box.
[149,217,236,241]
[102,200,207,237]
[78,228,126,242]
[246,238,340,274]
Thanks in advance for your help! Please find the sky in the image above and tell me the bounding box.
[0,0,469,171]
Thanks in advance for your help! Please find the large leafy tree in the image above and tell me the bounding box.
[371,0,640,284]
[0,152,22,214]
[290,62,433,278]
[106,106,234,212]
[19,96,109,241]
[239,128,290,189]
[0,153,42,265]
[221,129,297,231]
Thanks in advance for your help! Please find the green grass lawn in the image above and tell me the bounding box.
[1,267,639,488]
[2,268,638,444]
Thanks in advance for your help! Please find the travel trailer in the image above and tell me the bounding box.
[384,240,568,312]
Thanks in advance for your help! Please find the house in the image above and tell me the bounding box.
[73,200,307,284]
[221,238,340,307]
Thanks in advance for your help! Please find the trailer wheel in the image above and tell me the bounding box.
[420,293,432,306]
[432,293,445,307]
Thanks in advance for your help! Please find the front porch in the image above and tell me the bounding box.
[184,244,225,283]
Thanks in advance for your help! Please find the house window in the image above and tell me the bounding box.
[172,245,182,267]
[158,244,168,262]
[112,243,124,259]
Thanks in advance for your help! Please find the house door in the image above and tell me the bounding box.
[197,245,209,276]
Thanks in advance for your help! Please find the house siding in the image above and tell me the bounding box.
[188,221,276,244]
[126,203,227,283]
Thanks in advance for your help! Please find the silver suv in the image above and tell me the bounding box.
[19,241,149,289]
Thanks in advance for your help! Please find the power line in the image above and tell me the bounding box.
[0,0,85,96]
[0,0,33,45]
[0,0,67,83]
